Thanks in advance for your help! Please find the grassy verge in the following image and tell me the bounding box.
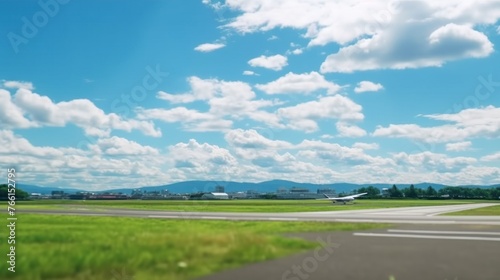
[1,214,386,280]
[443,205,500,216]
[16,199,497,213]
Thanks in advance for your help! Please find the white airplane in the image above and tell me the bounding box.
[320,193,368,204]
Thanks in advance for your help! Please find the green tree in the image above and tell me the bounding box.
[425,186,437,197]
[403,184,418,198]
[0,184,29,200]
[389,184,403,198]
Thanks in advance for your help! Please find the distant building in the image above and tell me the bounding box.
[277,187,287,193]
[381,188,390,197]
[29,193,42,199]
[215,186,225,193]
[229,192,247,199]
[317,188,336,195]
[51,190,64,199]
[289,187,309,193]
[201,192,229,200]
[276,187,323,199]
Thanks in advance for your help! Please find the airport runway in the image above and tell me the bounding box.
[22,203,500,225]
[199,223,500,280]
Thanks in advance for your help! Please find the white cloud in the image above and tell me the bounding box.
[144,77,283,130]
[137,107,233,132]
[89,136,159,156]
[373,106,500,143]
[336,122,367,138]
[2,80,34,90]
[354,81,384,93]
[1,86,161,138]
[353,142,379,150]
[481,152,500,162]
[0,89,33,128]
[278,95,364,132]
[243,70,258,76]
[248,54,288,71]
[256,71,341,95]
[194,43,226,52]
[219,0,500,73]
[225,129,292,149]
[446,141,472,152]
[167,139,239,178]
[297,140,391,167]
[0,130,166,190]
[393,151,477,172]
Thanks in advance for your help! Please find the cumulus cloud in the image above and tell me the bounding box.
[353,142,379,150]
[446,141,472,152]
[243,70,258,76]
[225,129,292,149]
[0,86,161,138]
[2,80,34,90]
[216,0,500,73]
[145,77,282,130]
[297,140,391,166]
[336,122,367,138]
[248,54,288,71]
[167,139,239,178]
[89,136,159,156]
[373,106,500,143]
[256,71,341,95]
[278,95,364,132]
[354,81,384,93]
[393,151,477,173]
[194,43,226,52]
[481,152,500,162]
[0,130,166,190]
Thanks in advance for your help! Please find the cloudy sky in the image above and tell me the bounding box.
[1,0,500,190]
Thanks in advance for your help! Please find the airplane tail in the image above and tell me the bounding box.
[323,193,331,199]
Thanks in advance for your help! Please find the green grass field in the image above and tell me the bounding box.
[17,199,499,213]
[0,214,386,280]
[443,204,500,216]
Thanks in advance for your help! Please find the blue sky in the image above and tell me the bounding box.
[1,0,500,190]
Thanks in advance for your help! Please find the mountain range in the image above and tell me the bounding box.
[18,180,500,195]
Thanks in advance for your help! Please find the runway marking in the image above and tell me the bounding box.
[268,218,299,221]
[201,216,227,220]
[334,219,375,223]
[353,233,500,242]
[388,229,500,236]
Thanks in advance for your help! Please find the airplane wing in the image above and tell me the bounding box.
[342,192,368,199]
[318,193,367,202]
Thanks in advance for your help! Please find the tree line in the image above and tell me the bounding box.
[0,184,30,201]
[354,184,500,200]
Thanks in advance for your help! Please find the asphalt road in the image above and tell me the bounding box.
[199,223,500,280]
[22,203,500,225]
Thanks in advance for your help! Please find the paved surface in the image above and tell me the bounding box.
[22,203,500,225]
[199,224,500,280]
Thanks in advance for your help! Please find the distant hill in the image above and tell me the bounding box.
[18,184,86,194]
[16,180,499,195]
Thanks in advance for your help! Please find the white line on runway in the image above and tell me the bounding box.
[201,216,227,220]
[353,233,500,242]
[268,218,299,221]
[334,219,375,223]
[388,229,500,236]
[148,215,181,219]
